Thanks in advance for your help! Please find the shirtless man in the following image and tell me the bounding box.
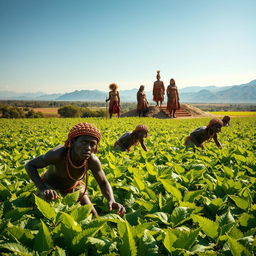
[184,119,223,149]
[25,122,126,216]
[153,71,165,107]
[114,125,148,152]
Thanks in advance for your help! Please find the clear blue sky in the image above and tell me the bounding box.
[0,0,255,93]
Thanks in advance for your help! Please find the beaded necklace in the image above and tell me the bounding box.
[66,149,89,197]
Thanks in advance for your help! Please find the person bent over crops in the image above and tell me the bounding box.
[25,122,126,216]
[184,119,223,149]
[114,125,149,152]
[222,115,231,126]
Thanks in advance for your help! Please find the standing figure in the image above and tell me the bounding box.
[137,85,149,117]
[184,119,223,149]
[114,125,149,152]
[166,78,180,118]
[25,122,126,216]
[153,70,165,107]
[106,83,120,118]
[222,115,231,126]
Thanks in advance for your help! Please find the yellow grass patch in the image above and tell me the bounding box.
[210,111,256,116]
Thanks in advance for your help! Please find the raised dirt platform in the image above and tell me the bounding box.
[121,104,212,118]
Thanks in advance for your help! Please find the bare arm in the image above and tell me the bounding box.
[89,155,125,215]
[140,138,148,152]
[137,92,140,103]
[106,92,111,102]
[117,91,120,105]
[166,87,170,98]
[25,147,62,199]
[213,134,222,148]
[176,87,180,100]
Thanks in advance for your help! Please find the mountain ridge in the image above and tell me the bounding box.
[0,80,255,103]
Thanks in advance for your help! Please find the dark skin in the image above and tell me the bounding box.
[153,76,165,107]
[193,124,222,149]
[106,89,120,118]
[115,130,148,152]
[25,135,126,216]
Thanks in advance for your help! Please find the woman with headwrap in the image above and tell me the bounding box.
[114,125,149,152]
[106,83,120,118]
[25,122,126,216]
[184,119,223,149]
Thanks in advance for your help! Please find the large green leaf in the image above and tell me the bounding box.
[146,163,157,176]
[0,183,11,200]
[134,174,145,190]
[173,228,200,250]
[100,213,125,223]
[239,212,256,228]
[118,220,137,256]
[33,220,53,252]
[58,212,82,232]
[52,246,66,256]
[227,236,248,256]
[71,204,92,222]
[6,224,34,247]
[163,229,177,253]
[145,212,169,225]
[159,179,182,201]
[72,224,105,254]
[137,230,159,256]
[217,209,235,226]
[192,215,219,239]
[135,199,154,211]
[170,206,193,227]
[62,191,80,206]
[229,195,249,210]
[184,190,203,202]
[0,243,34,256]
[34,195,56,221]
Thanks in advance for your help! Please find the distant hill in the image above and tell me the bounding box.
[57,90,106,101]
[0,80,255,103]
[179,80,256,103]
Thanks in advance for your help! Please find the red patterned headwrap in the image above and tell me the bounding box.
[64,122,101,148]
[133,124,149,133]
[207,119,223,128]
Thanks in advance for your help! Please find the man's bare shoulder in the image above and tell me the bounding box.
[88,153,100,164]
[88,154,101,171]
[43,145,66,163]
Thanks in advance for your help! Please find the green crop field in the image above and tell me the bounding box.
[0,117,255,255]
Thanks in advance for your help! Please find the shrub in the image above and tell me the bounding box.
[58,105,81,117]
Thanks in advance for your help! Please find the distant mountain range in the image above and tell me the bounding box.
[0,80,255,103]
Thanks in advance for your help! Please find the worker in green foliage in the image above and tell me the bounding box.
[25,122,126,216]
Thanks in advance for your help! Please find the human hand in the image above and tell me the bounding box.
[40,189,59,200]
[109,200,126,216]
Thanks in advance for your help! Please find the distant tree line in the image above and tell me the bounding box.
[0,104,43,118]
[0,100,136,111]
[0,103,108,118]
[192,104,256,112]
[57,105,108,118]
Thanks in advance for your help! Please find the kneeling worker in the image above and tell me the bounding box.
[25,122,126,216]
